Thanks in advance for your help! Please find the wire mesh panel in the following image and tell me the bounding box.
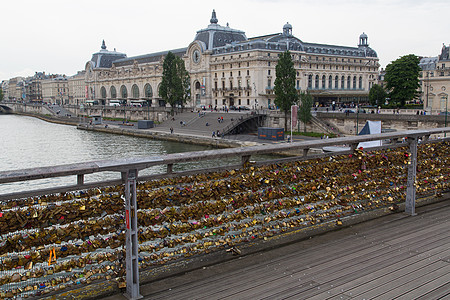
[0,140,449,298]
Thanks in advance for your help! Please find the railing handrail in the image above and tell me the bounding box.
[1,127,449,186]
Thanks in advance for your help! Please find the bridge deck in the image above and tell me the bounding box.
[106,199,450,300]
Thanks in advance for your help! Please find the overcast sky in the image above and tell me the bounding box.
[1,0,449,81]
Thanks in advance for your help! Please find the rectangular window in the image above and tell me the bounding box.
[267,79,271,88]
[238,99,241,105]
[268,70,271,75]
[247,99,250,105]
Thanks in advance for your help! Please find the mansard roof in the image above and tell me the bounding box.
[193,10,247,50]
[203,14,377,59]
[112,48,187,67]
[419,56,438,70]
[439,44,450,61]
[90,40,127,69]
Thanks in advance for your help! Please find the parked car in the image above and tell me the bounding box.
[344,109,355,114]
[238,106,251,110]
[439,111,450,115]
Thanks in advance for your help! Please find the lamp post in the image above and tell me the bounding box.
[355,97,359,135]
[445,94,448,137]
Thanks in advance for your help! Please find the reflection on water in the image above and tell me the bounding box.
[0,115,270,195]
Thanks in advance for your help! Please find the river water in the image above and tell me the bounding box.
[0,115,257,195]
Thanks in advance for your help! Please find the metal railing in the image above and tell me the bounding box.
[1,128,450,299]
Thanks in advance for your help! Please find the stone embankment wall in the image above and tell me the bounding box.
[317,112,446,136]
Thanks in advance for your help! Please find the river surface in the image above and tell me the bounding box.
[0,115,264,195]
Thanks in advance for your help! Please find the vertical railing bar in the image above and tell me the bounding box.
[123,169,142,299]
[405,137,418,216]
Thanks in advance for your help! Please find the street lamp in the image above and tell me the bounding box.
[445,94,448,137]
[355,97,359,135]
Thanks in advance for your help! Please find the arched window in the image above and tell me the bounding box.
[335,76,339,89]
[144,83,152,98]
[359,76,363,89]
[100,86,107,99]
[347,76,351,89]
[315,75,319,89]
[353,76,357,89]
[341,76,345,89]
[308,75,312,89]
[195,82,201,90]
[328,75,333,89]
[110,86,117,99]
[322,75,326,89]
[120,85,128,99]
[132,84,139,99]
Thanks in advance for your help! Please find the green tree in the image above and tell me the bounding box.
[0,88,3,102]
[274,50,298,130]
[159,51,191,113]
[384,54,421,107]
[298,91,313,132]
[368,84,387,107]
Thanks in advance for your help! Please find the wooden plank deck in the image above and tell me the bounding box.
[107,200,450,300]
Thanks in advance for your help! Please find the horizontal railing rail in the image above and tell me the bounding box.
[1,128,450,197]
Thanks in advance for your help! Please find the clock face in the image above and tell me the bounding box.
[193,50,200,63]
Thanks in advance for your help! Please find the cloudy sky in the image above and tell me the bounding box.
[1,0,449,81]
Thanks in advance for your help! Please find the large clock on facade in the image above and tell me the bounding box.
[193,50,200,63]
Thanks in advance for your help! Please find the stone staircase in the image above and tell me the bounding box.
[153,111,248,137]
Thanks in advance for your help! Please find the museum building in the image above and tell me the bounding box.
[85,10,380,109]
[419,44,450,114]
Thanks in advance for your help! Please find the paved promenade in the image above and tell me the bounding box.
[105,199,450,300]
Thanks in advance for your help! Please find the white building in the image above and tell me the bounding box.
[84,10,380,109]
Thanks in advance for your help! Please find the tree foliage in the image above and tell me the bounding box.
[298,91,313,132]
[368,84,387,107]
[159,52,191,112]
[384,54,421,107]
[274,51,298,130]
[0,88,3,101]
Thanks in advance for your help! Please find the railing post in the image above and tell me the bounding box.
[405,137,418,216]
[241,155,251,167]
[167,163,173,174]
[77,174,84,185]
[303,148,309,157]
[122,169,142,299]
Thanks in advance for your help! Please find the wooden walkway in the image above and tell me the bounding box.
[118,200,450,300]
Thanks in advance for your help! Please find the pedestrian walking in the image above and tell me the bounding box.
[170,127,173,134]
[212,131,216,138]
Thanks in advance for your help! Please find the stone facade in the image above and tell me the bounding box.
[6,77,24,101]
[0,80,8,100]
[68,71,86,105]
[85,10,379,109]
[42,76,69,104]
[419,44,450,114]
